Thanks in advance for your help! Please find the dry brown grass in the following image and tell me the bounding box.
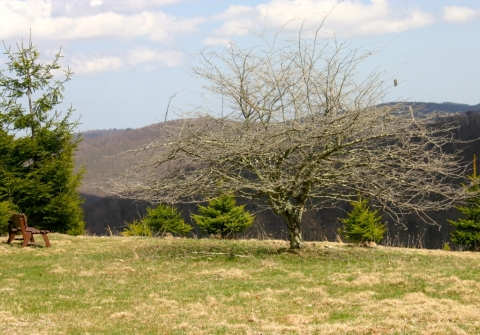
[1,235,479,334]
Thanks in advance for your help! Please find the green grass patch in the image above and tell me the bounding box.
[1,235,480,334]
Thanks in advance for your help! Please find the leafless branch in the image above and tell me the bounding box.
[109,23,469,249]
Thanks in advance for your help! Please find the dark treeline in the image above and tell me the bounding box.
[81,193,461,249]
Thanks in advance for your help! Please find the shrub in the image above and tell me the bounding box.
[339,198,386,245]
[0,200,18,235]
[191,194,254,238]
[144,204,192,236]
[449,175,480,251]
[121,220,152,237]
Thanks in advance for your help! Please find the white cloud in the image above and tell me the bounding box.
[90,0,103,8]
[127,47,184,68]
[51,0,185,16]
[0,1,197,76]
[0,0,205,43]
[68,48,184,75]
[213,5,258,21]
[212,0,434,37]
[203,37,232,47]
[443,6,479,23]
[70,55,123,75]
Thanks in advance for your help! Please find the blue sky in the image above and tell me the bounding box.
[1,0,479,131]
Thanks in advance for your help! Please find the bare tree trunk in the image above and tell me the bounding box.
[284,209,304,249]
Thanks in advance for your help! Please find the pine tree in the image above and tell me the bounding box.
[449,174,480,251]
[143,204,192,236]
[191,194,254,238]
[0,37,85,234]
[339,198,386,245]
[121,219,152,237]
[0,200,18,235]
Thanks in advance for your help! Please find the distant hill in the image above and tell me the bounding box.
[75,103,480,246]
[76,101,480,195]
[76,123,169,196]
[385,101,480,114]
[80,128,133,139]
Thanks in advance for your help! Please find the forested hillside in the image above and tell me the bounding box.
[76,103,480,248]
[76,102,480,194]
[77,123,166,196]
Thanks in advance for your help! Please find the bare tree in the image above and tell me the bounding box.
[111,25,467,249]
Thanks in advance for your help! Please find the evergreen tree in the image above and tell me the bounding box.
[0,200,18,235]
[143,204,192,236]
[339,198,386,245]
[191,194,254,238]
[449,174,480,251]
[0,38,85,235]
[121,219,153,237]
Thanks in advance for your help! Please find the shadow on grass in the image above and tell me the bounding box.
[126,238,371,263]
[2,241,49,249]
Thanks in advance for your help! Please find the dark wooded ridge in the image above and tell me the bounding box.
[78,107,480,249]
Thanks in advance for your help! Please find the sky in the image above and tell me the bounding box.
[1,0,479,131]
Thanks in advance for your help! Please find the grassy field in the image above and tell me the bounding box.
[1,235,480,334]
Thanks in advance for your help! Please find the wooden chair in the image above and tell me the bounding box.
[6,213,51,248]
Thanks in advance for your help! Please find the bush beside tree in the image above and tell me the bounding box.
[191,194,254,238]
[339,198,386,245]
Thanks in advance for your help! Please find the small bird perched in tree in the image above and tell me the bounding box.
[394,79,398,87]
